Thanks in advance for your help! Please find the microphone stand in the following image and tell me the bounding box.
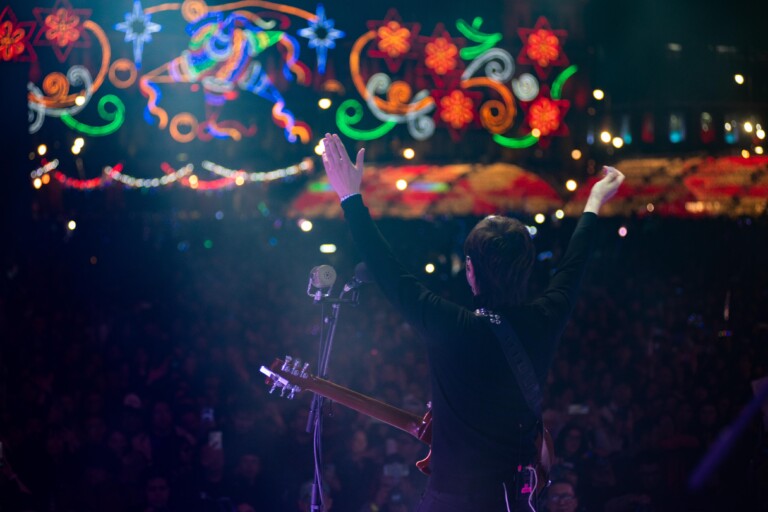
[306,285,360,512]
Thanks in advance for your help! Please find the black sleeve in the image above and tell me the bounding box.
[531,212,598,339]
[341,195,466,344]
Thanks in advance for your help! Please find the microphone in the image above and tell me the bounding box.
[343,262,373,292]
[310,265,337,289]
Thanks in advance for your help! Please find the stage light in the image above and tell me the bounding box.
[403,148,415,160]
[534,213,545,224]
[734,74,744,85]
[33,178,42,189]
[612,137,624,148]
[566,179,578,192]
[744,122,754,133]
[571,149,582,160]
[320,244,337,254]
[593,89,605,100]
[67,220,77,231]
[555,209,565,219]
[318,98,332,110]
[299,219,313,232]
[37,144,47,156]
[425,263,435,274]
[600,131,612,143]
[396,179,408,191]
[314,140,325,156]
[618,226,628,237]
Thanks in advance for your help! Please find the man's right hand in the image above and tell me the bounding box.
[584,166,625,214]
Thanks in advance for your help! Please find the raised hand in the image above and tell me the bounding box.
[584,166,625,214]
[322,133,365,200]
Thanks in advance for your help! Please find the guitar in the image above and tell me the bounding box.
[260,356,554,494]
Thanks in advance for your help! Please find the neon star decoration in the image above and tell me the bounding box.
[115,0,161,69]
[32,0,92,63]
[0,6,37,62]
[517,17,568,79]
[298,4,344,74]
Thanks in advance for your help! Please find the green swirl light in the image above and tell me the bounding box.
[61,94,126,136]
[336,99,397,141]
[551,65,578,100]
[492,133,539,149]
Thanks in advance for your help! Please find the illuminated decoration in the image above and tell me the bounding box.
[669,112,685,143]
[114,0,161,69]
[60,93,125,135]
[108,58,138,88]
[137,0,333,144]
[32,0,92,63]
[29,155,311,190]
[298,4,344,74]
[517,17,568,79]
[0,6,37,62]
[338,11,573,148]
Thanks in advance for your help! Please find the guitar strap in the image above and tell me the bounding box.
[488,318,542,419]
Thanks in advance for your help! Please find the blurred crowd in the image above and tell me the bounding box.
[1,212,767,512]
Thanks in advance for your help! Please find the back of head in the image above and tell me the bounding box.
[464,215,534,309]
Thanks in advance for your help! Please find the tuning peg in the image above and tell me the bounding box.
[300,362,310,378]
[291,358,302,376]
[268,381,279,394]
[282,356,292,372]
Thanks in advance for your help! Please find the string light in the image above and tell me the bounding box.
[612,137,624,148]
[741,149,750,158]
[33,178,42,189]
[555,209,565,219]
[425,263,435,274]
[315,140,325,155]
[37,144,47,156]
[571,149,582,160]
[402,148,415,159]
[743,122,753,133]
[754,146,763,155]
[757,129,766,140]
[320,244,337,253]
[600,131,612,143]
[565,179,578,192]
[67,220,77,231]
[592,89,604,100]
[618,226,627,237]
[299,219,313,232]
[396,179,408,191]
[318,98,332,109]
[534,213,545,224]
[71,145,81,155]
[734,74,744,85]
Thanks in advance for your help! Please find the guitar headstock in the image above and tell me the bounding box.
[259,356,311,399]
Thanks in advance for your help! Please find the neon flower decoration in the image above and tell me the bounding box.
[32,0,92,62]
[115,0,160,69]
[298,4,344,74]
[0,6,36,62]
[338,11,575,147]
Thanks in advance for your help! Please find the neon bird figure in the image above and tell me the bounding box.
[141,12,311,143]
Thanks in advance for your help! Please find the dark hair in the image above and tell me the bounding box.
[463,216,535,309]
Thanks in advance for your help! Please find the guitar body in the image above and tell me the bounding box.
[261,358,554,495]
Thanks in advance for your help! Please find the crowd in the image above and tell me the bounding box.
[1,210,767,512]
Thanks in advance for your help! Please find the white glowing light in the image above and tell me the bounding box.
[566,179,578,192]
[555,209,565,220]
[33,178,42,189]
[318,98,332,110]
[320,244,337,254]
[600,131,612,143]
[571,149,582,160]
[396,179,408,191]
[744,122,754,133]
[593,89,605,100]
[402,148,415,160]
[67,220,77,231]
[37,144,47,156]
[531,128,541,138]
[425,263,435,274]
[757,129,766,140]
[299,219,313,232]
[314,140,325,156]
[612,137,624,148]
[755,146,764,155]
[534,213,546,224]
[618,226,628,237]
[74,137,84,148]
[71,145,81,155]
[734,74,745,85]
[75,95,86,106]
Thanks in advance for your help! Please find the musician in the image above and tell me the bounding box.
[321,133,623,511]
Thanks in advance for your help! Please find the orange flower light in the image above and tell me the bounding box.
[528,97,561,136]
[440,90,474,130]
[44,8,80,47]
[377,20,411,58]
[0,20,26,61]
[425,37,458,75]
[526,29,559,68]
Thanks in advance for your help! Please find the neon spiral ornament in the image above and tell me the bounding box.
[511,73,540,102]
[336,99,397,140]
[461,48,515,83]
[61,94,126,136]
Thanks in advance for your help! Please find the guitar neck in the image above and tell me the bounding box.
[307,375,424,440]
